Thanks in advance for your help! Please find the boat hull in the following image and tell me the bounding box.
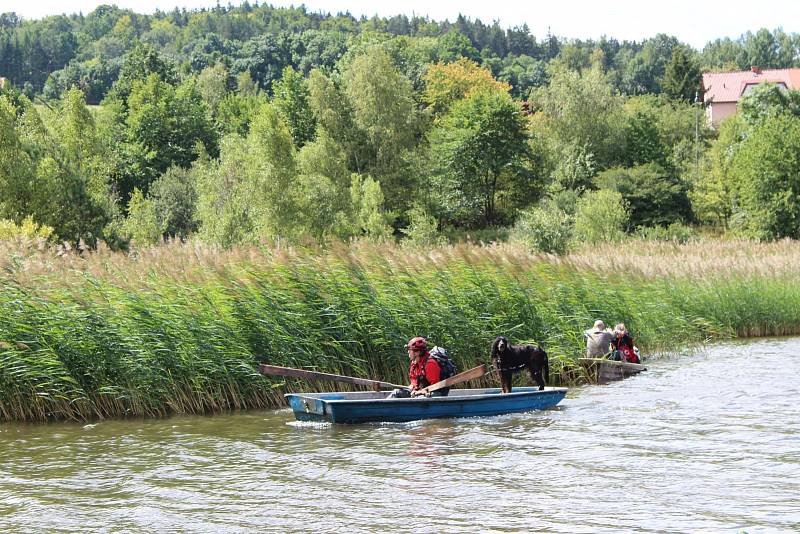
[285,387,567,424]
[579,358,646,384]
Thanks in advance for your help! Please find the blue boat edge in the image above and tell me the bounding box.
[284,387,567,424]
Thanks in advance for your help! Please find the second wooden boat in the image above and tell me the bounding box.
[579,357,646,384]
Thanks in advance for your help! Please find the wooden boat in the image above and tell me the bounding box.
[579,357,646,384]
[285,386,568,424]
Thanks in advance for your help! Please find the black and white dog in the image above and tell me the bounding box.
[490,336,549,393]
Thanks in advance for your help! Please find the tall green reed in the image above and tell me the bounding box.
[1,238,799,422]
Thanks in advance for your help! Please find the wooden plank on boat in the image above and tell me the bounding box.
[416,364,489,395]
[258,364,406,391]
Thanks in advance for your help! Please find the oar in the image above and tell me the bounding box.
[415,364,489,396]
[258,364,407,391]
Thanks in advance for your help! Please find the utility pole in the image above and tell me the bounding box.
[695,90,700,179]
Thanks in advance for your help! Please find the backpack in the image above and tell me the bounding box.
[428,346,457,381]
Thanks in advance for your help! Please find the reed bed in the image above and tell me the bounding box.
[2,237,800,422]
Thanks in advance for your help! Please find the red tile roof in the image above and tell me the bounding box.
[702,68,800,103]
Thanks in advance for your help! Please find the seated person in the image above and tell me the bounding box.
[611,323,639,363]
[584,320,613,358]
[387,336,449,398]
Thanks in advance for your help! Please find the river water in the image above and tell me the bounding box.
[1,338,798,533]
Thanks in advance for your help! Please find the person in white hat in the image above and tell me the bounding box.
[584,319,613,358]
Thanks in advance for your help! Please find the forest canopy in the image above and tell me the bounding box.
[3,5,800,249]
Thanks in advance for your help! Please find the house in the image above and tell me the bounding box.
[702,67,800,127]
[0,76,6,89]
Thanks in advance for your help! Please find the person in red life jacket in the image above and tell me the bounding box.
[611,323,639,363]
[406,336,443,397]
[387,336,448,398]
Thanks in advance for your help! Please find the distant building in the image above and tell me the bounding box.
[702,66,800,127]
[0,76,6,89]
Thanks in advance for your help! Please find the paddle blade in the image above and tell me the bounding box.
[418,364,488,395]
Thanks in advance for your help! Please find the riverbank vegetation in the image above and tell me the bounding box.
[2,238,800,422]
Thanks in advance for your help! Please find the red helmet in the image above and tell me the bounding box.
[406,336,428,351]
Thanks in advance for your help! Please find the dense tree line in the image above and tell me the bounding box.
[3,5,799,102]
[2,4,800,250]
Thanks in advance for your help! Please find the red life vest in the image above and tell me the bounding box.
[615,334,639,363]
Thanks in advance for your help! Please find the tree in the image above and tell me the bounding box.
[0,96,35,222]
[104,42,178,105]
[197,62,232,112]
[729,113,800,239]
[531,65,625,168]
[0,91,109,244]
[661,46,701,103]
[232,33,294,91]
[112,75,218,203]
[350,173,393,239]
[623,110,668,167]
[292,131,355,240]
[742,29,780,69]
[594,163,693,228]
[47,88,111,243]
[216,92,264,136]
[307,69,370,174]
[429,89,536,226]
[423,57,511,116]
[510,201,573,254]
[343,47,420,213]
[195,103,299,246]
[43,58,120,104]
[498,55,548,98]
[149,165,199,239]
[436,30,479,62]
[194,135,258,246]
[700,37,743,70]
[691,115,746,229]
[616,34,679,95]
[738,83,800,126]
[272,65,317,147]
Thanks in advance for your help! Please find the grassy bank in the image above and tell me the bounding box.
[2,238,799,422]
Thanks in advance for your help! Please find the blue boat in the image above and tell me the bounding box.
[285,386,568,424]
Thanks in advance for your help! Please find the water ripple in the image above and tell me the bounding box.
[1,338,799,532]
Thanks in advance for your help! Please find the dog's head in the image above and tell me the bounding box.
[491,336,508,359]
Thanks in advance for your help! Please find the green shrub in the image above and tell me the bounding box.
[122,188,164,246]
[400,206,446,247]
[572,189,629,244]
[0,217,54,241]
[510,203,573,254]
[635,222,697,243]
[436,226,509,245]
